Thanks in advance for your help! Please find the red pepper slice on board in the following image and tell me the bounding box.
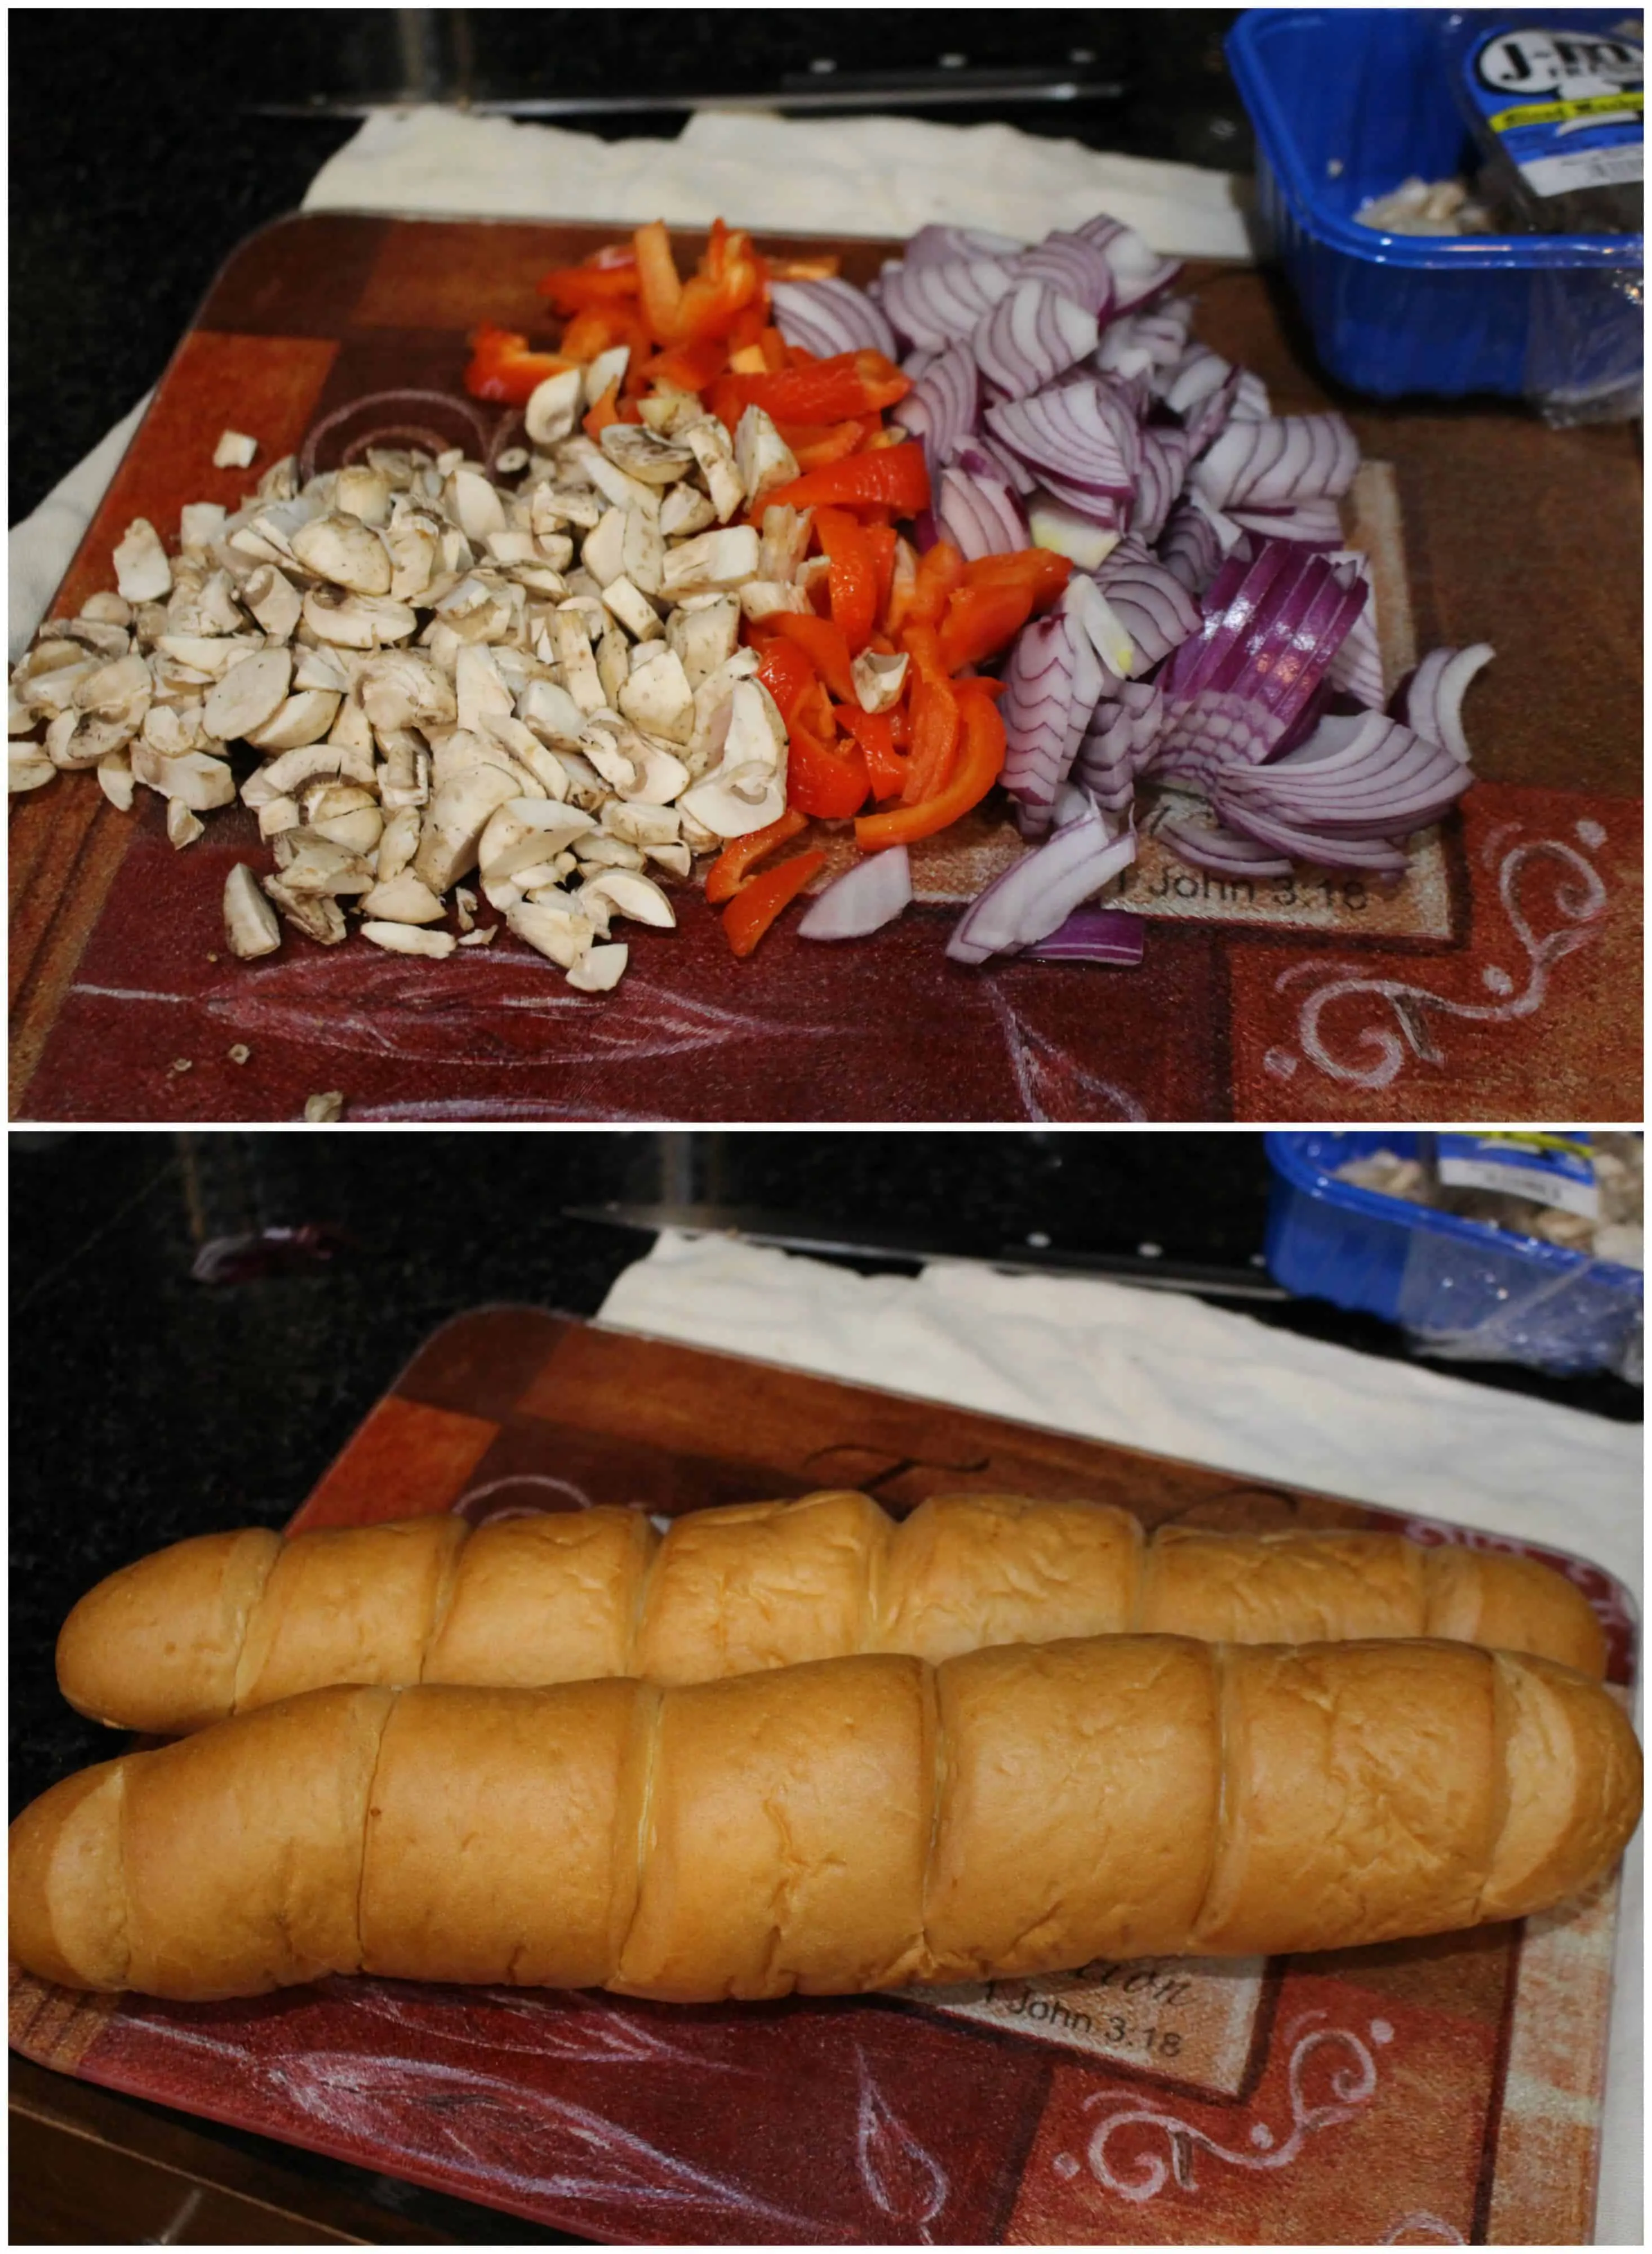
[854,685,1006,849]
[722,850,827,956]
[704,809,810,904]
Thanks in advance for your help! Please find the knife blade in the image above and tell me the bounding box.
[566,1203,1288,1301]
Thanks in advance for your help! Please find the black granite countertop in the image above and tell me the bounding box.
[10,8,1249,522]
[9,1126,1638,2242]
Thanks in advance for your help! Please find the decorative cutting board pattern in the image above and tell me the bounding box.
[8,215,1641,1121]
[10,1309,1637,2243]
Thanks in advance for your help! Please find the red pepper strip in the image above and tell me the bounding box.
[558,304,638,362]
[938,578,1038,673]
[726,302,767,357]
[765,253,843,281]
[834,704,907,798]
[776,419,865,473]
[704,808,810,904]
[758,324,790,373]
[770,613,856,704]
[855,685,1006,850]
[633,220,683,340]
[963,548,1073,610]
[723,850,827,956]
[583,381,621,439]
[786,722,870,818]
[861,522,898,627]
[640,336,729,393]
[754,637,819,729]
[741,349,911,424]
[905,539,967,629]
[675,235,765,346]
[760,443,931,518]
[899,620,949,687]
[463,326,576,405]
[537,260,641,313]
[815,508,880,656]
[902,671,962,804]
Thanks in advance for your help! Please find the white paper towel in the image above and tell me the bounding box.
[597,1230,1642,2244]
[10,103,1247,656]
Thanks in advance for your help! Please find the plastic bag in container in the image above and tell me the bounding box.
[1265,1131,1644,1381]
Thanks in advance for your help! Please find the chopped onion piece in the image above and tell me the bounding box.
[1405,643,1495,764]
[972,280,1100,401]
[797,845,912,940]
[770,277,896,360]
[1025,905,1145,964]
[880,256,1015,351]
[948,796,1135,964]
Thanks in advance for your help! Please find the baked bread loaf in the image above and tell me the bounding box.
[12,1636,1639,2003]
[55,1490,1609,1736]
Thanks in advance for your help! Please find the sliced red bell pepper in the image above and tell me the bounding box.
[558,304,641,362]
[537,258,640,314]
[963,547,1073,610]
[899,620,948,687]
[722,850,827,956]
[463,325,576,405]
[834,704,907,798]
[776,419,865,473]
[759,442,931,519]
[855,685,1006,849]
[815,508,880,656]
[741,350,911,425]
[639,336,729,393]
[758,324,790,373]
[704,808,810,904]
[905,540,967,630]
[902,671,962,804]
[785,722,870,819]
[583,381,621,438]
[938,578,1038,673]
[633,220,684,341]
[754,638,819,729]
[771,613,856,705]
[861,522,898,627]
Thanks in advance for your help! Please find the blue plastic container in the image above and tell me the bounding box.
[1226,9,1644,402]
[1265,1132,1644,1376]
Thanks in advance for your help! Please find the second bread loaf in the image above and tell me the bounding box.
[57,1489,1609,1735]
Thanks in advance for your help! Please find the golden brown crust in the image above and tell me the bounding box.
[1481,1653,1643,1919]
[1423,1546,1607,1681]
[120,1686,392,1999]
[877,1494,1140,1664]
[7,1763,130,1990]
[1137,1527,1428,1644]
[612,1654,932,2000]
[1194,1640,1499,1953]
[925,1636,1221,1979]
[233,1518,467,1710]
[56,1528,281,1731]
[359,1680,646,1985]
[629,1491,891,1685]
[424,1510,658,1687]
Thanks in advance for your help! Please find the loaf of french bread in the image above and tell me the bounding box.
[55,1490,1608,1736]
[12,1635,1640,2003]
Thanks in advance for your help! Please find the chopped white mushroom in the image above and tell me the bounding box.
[302,589,418,648]
[258,796,302,838]
[661,525,761,599]
[659,483,718,539]
[361,919,457,959]
[263,875,347,945]
[180,502,229,554]
[734,406,800,508]
[507,896,599,967]
[167,798,205,849]
[852,648,909,714]
[414,764,520,892]
[334,465,392,526]
[132,747,237,810]
[683,419,746,522]
[204,649,292,742]
[273,828,375,897]
[617,645,695,744]
[525,369,585,447]
[213,430,259,469]
[566,942,628,992]
[583,347,630,409]
[10,744,57,792]
[739,582,810,621]
[291,514,394,596]
[80,592,132,627]
[601,424,695,485]
[113,519,172,602]
[304,1090,345,1122]
[245,689,343,753]
[223,863,282,959]
[97,751,136,810]
[243,565,303,643]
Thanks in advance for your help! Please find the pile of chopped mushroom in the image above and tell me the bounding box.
[8,374,822,993]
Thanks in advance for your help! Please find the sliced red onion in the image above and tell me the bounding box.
[972,279,1100,400]
[1156,815,1293,879]
[1222,711,1471,835]
[1030,478,1131,536]
[937,463,1028,560]
[1230,369,1272,420]
[985,378,1140,494]
[1148,688,1289,782]
[1162,345,1231,416]
[891,340,977,477]
[1131,427,1193,546]
[1155,498,1224,596]
[1025,905,1145,964]
[1204,800,1409,875]
[1072,681,1165,817]
[903,222,1024,271]
[1095,540,1201,668]
[1189,487,1249,555]
[880,256,1015,351]
[966,429,1038,496]
[797,844,912,940]
[1073,214,1183,312]
[1161,539,1367,751]
[769,277,897,360]
[948,796,1136,962]
[1011,232,1117,320]
[902,344,938,381]
[1102,297,1194,381]
[1404,644,1495,763]
[1228,496,1344,548]
[1192,412,1360,511]
[1322,552,1383,709]
[1000,585,1109,831]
